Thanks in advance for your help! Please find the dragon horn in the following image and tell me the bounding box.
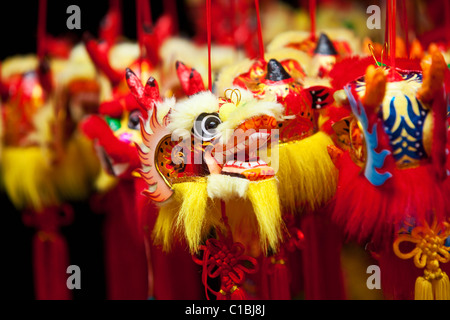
[99,0,123,48]
[175,61,205,96]
[417,45,446,104]
[125,68,161,111]
[83,33,122,87]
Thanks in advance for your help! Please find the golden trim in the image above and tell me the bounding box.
[219,285,238,295]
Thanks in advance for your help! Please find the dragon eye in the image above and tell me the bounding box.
[193,112,222,141]
[128,109,141,130]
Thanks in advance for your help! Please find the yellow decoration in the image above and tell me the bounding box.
[393,220,450,300]
[246,178,283,254]
[1,147,59,211]
[153,179,222,253]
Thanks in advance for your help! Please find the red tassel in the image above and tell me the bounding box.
[431,88,447,182]
[301,211,346,300]
[229,287,248,300]
[24,206,73,300]
[268,258,291,300]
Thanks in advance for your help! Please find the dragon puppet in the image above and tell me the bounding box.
[80,0,209,300]
[214,23,355,298]
[126,55,289,299]
[328,39,450,299]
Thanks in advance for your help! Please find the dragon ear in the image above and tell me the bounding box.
[125,68,161,112]
[362,64,386,113]
[175,61,205,96]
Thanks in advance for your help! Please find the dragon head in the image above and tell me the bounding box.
[223,53,339,213]
[80,61,154,179]
[126,64,285,254]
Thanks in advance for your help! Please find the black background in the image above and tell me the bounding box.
[0,0,193,60]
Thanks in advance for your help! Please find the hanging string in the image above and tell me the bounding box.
[111,0,123,38]
[230,0,237,50]
[164,0,179,34]
[37,0,47,60]
[254,0,265,60]
[136,0,143,52]
[309,0,316,41]
[206,0,212,91]
[141,0,153,28]
[385,0,389,62]
[389,0,396,77]
[445,0,450,45]
[400,0,409,56]
[136,0,153,74]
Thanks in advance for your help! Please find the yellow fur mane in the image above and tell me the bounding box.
[153,175,284,255]
[274,131,338,214]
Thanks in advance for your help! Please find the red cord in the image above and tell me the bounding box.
[141,0,153,28]
[400,0,409,55]
[445,0,450,44]
[390,0,396,77]
[192,239,258,300]
[385,0,389,60]
[37,0,47,59]
[164,0,179,34]
[309,0,316,41]
[136,0,143,57]
[255,0,265,60]
[206,0,212,91]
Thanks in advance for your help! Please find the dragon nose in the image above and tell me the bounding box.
[119,132,133,144]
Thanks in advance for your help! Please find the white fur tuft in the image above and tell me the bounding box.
[207,174,249,200]
[167,91,219,133]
